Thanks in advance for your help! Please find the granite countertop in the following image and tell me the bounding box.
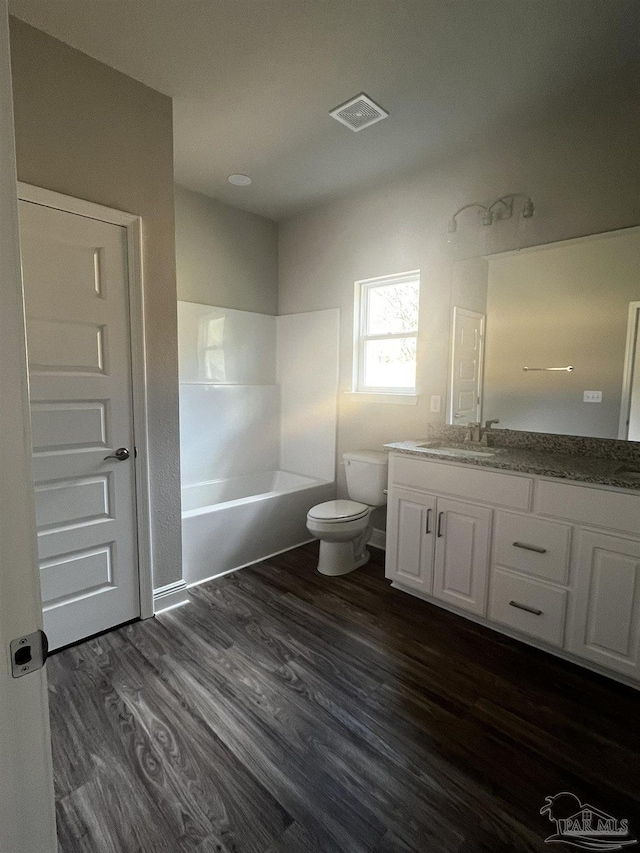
[384,438,640,491]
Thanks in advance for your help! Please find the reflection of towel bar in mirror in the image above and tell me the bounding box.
[522,366,574,372]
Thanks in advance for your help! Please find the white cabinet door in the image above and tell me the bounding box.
[433,498,492,615]
[568,531,640,678]
[385,488,436,593]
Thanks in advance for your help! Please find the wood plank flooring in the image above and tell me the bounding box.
[48,543,640,852]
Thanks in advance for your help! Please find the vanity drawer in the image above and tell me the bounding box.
[390,455,532,510]
[536,480,640,537]
[493,512,571,584]
[489,569,567,647]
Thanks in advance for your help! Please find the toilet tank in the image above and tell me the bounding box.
[343,450,389,506]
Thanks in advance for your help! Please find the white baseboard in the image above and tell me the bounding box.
[368,527,386,551]
[153,580,190,613]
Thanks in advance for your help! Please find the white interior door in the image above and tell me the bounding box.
[0,2,57,847]
[449,307,484,425]
[19,199,140,650]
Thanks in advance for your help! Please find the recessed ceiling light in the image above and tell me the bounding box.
[228,174,252,186]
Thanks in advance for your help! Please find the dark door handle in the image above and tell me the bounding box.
[437,511,444,537]
[104,447,130,461]
[425,508,431,534]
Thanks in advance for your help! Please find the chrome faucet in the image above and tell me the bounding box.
[464,422,482,443]
[464,418,500,445]
[481,418,500,446]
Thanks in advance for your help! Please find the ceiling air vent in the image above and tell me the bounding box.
[330,93,389,132]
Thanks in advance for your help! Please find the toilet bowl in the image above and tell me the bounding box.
[306,499,372,576]
[306,450,388,576]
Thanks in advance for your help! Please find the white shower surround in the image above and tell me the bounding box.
[178,301,339,585]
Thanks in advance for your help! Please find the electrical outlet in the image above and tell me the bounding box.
[583,391,602,403]
[430,395,442,413]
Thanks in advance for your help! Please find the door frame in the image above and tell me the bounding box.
[618,301,640,439]
[1,2,57,847]
[447,306,485,426]
[18,182,155,621]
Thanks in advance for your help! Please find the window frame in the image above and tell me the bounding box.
[352,270,420,395]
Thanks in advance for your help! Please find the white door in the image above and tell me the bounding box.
[385,488,436,593]
[568,531,640,679]
[433,498,491,615]
[0,2,57,847]
[449,307,484,425]
[19,200,140,650]
[620,301,640,440]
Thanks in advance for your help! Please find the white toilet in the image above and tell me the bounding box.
[306,450,388,576]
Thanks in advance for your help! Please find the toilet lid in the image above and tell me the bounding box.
[308,499,370,522]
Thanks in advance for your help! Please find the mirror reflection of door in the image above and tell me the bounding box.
[449,307,485,425]
[620,301,640,440]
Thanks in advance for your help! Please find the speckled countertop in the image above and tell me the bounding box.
[384,426,640,491]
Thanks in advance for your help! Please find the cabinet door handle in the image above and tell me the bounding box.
[437,511,444,537]
[513,541,547,554]
[425,508,431,534]
[509,600,543,616]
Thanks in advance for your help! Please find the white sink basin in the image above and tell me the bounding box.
[417,444,496,458]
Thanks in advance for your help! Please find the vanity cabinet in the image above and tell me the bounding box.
[386,489,491,614]
[385,452,640,688]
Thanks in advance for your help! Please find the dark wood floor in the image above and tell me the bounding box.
[48,543,640,852]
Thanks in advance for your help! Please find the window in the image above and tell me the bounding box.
[353,271,420,394]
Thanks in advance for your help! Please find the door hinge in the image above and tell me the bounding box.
[10,630,48,678]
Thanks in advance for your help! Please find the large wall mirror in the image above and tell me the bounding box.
[448,227,640,440]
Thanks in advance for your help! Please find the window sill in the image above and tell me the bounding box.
[345,392,419,406]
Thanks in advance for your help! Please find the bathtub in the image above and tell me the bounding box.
[181,470,335,585]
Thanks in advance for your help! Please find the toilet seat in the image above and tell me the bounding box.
[307,499,369,523]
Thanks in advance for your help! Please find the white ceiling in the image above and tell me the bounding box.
[8,0,640,220]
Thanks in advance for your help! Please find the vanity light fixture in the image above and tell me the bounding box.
[448,202,493,234]
[448,193,534,234]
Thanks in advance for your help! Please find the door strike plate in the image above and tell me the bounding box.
[10,630,48,678]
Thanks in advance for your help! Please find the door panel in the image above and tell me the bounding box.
[385,488,435,593]
[568,531,640,677]
[433,498,491,615]
[449,307,484,424]
[19,200,139,650]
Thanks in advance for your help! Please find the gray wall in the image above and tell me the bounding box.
[175,184,278,314]
[278,74,640,501]
[10,17,182,590]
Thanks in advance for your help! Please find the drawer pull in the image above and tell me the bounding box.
[425,508,431,535]
[437,511,444,538]
[509,600,543,616]
[513,541,547,554]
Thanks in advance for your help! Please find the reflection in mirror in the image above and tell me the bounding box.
[449,227,640,440]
